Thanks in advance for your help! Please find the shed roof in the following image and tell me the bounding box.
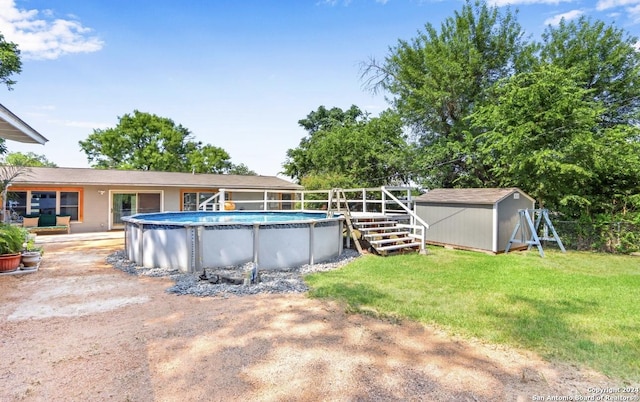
[415,188,533,205]
[0,103,48,145]
[12,167,302,190]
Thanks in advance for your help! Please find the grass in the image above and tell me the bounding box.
[304,247,640,382]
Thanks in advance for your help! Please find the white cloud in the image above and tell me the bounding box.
[630,4,640,22]
[596,0,640,23]
[596,0,640,11]
[487,0,573,6]
[0,0,103,60]
[544,9,584,25]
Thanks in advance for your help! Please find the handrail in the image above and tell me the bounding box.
[198,192,222,211]
[381,186,430,230]
[196,186,423,216]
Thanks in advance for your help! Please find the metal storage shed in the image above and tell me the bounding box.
[414,188,535,253]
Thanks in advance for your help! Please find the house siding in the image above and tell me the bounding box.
[14,184,300,233]
[81,185,169,232]
[9,167,302,234]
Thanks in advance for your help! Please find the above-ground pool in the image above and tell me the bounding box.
[122,211,344,272]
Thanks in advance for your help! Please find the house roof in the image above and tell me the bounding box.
[415,188,534,205]
[0,103,48,145]
[12,167,303,190]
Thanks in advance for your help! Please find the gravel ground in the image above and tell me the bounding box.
[108,249,361,297]
[1,236,627,401]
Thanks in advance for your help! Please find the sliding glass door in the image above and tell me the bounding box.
[111,192,162,229]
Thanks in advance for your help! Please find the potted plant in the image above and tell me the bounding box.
[21,234,43,269]
[0,224,27,272]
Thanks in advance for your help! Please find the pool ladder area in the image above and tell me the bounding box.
[328,188,428,256]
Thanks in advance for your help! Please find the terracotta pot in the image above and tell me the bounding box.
[0,253,22,272]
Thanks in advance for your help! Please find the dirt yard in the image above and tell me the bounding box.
[0,234,624,401]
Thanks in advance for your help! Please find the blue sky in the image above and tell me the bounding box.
[1,0,639,178]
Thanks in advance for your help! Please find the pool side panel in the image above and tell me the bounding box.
[257,224,311,269]
[313,221,342,264]
[201,225,254,268]
[142,225,191,271]
[124,223,140,262]
[123,213,345,273]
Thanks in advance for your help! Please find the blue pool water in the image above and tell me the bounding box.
[131,211,330,224]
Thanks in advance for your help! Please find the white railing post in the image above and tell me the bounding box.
[381,187,386,215]
[263,190,268,211]
[362,188,366,213]
[219,190,226,211]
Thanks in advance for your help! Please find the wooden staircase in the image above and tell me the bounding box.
[328,188,426,256]
[351,215,423,255]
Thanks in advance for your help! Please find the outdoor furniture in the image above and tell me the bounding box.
[22,214,71,234]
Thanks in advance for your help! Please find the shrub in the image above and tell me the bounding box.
[0,224,27,254]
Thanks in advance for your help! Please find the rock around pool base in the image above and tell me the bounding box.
[122,211,345,273]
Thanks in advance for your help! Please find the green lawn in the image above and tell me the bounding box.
[304,247,640,381]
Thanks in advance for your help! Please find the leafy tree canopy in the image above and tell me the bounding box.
[355,0,640,219]
[0,32,21,90]
[79,110,242,174]
[362,0,532,188]
[539,16,640,128]
[3,152,57,167]
[471,64,603,211]
[283,106,415,188]
[227,163,257,176]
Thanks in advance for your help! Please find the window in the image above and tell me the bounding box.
[199,192,215,208]
[60,192,79,220]
[7,191,27,218]
[31,191,57,216]
[182,191,216,211]
[6,189,82,221]
[183,192,197,211]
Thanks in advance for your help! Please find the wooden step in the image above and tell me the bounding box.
[364,230,410,239]
[368,237,416,246]
[352,220,397,226]
[376,242,422,252]
[357,225,399,233]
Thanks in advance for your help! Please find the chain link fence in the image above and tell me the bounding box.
[553,221,640,253]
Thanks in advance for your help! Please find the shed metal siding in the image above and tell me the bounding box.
[415,188,536,253]
[496,192,536,251]
[416,202,494,251]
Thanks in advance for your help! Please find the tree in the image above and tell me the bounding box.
[283,105,367,182]
[471,64,640,217]
[79,110,233,173]
[362,0,532,188]
[4,152,57,167]
[539,17,640,128]
[522,16,640,217]
[471,64,601,211]
[0,32,21,90]
[227,163,257,176]
[187,144,231,174]
[0,32,22,156]
[283,106,414,187]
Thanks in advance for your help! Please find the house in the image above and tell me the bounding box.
[414,188,535,253]
[9,167,303,233]
[0,103,48,145]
